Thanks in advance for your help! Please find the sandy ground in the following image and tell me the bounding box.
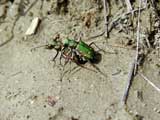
[0,0,160,120]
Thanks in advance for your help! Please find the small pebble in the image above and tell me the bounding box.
[129,110,133,114]
[153,107,158,112]
[134,114,144,120]
[142,103,147,107]
[71,116,79,120]
[26,115,30,119]
[153,107,160,113]
[157,110,160,113]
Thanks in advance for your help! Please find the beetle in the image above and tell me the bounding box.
[62,38,102,63]
[31,34,104,75]
[61,38,106,77]
[31,34,101,64]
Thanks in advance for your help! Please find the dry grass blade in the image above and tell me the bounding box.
[139,73,160,93]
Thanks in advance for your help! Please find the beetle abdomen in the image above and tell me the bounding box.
[76,41,94,60]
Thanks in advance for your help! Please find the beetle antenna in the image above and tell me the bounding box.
[78,31,83,42]
[30,44,48,51]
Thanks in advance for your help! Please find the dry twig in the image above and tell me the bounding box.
[103,0,110,38]
[135,0,142,74]
[122,0,143,105]
[122,60,136,105]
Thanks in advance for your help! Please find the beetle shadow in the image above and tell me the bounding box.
[90,51,102,64]
[89,52,107,78]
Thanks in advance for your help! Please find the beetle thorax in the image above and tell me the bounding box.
[62,39,77,48]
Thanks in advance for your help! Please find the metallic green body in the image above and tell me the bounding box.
[60,38,95,60]
[76,41,94,60]
[63,39,77,48]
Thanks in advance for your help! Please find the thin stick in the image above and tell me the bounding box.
[103,0,109,38]
[135,0,142,75]
[122,1,143,105]
[139,73,160,93]
[122,60,136,105]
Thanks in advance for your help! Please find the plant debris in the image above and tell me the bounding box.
[25,17,41,36]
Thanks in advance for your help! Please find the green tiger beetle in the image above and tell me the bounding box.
[62,37,102,63]
[31,34,105,75]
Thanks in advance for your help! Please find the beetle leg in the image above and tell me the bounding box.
[89,61,107,78]
[89,42,105,53]
[74,61,97,73]
[60,53,69,66]
[59,52,63,66]
[73,49,87,64]
[61,47,72,66]
[63,60,69,67]
[59,47,66,66]
[69,51,73,74]
[66,48,73,68]
[51,50,59,67]
[52,50,59,61]
[59,48,64,66]
[70,50,96,72]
